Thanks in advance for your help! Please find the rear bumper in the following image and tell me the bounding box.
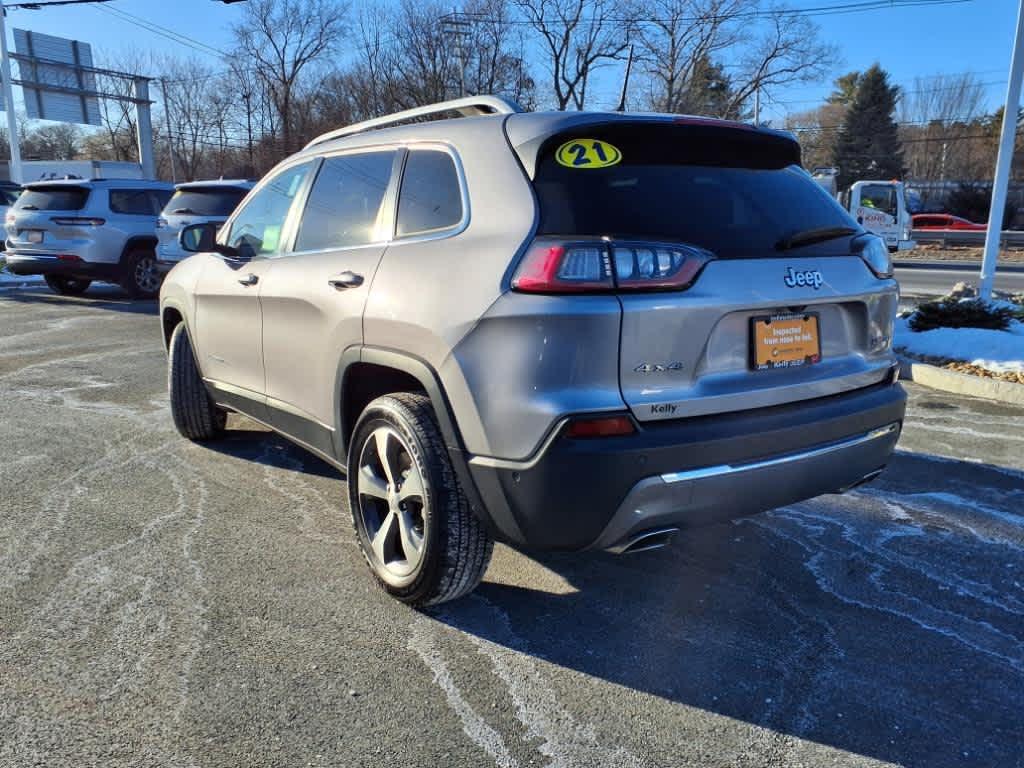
[467,378,906,551]
[3,252,120,280]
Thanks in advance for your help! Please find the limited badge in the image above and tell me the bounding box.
[555,138,622,169]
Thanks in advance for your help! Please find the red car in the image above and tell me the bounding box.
[912,213,987,231]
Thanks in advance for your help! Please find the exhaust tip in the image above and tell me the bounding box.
[832,467,885,494]
[611,526,680,555]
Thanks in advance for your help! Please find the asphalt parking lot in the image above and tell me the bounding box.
[1,284,1022,768]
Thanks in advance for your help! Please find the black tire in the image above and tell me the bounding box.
[44,275,91,296]
[168,323,226,441]
[121,248,162,299]
[348,393,493,606]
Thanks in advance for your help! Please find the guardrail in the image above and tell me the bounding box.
[911,229,1024,247]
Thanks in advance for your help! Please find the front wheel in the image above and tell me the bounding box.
[348,393,493,606]
[44,275,91,296]
[168,323,226,441]
[121,248,162,299]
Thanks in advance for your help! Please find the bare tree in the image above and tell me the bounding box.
[898,73,989,182]
[233,0,348,154]
[515,0,631,110]
[632,0,746,114]
[725,7,837,117]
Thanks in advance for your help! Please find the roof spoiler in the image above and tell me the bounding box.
[304,95,524,150]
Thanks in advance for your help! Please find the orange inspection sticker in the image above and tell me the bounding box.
[751,313,821,370]
[555,138,622,169]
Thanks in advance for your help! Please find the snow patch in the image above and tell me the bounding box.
[894,316,1024,373]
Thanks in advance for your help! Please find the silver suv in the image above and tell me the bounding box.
[155,179,254,273]
[160,96,906,606]
[5,178,174,297]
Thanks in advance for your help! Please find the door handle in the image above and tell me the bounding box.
[328,271,364,290]
[238,274,259,287]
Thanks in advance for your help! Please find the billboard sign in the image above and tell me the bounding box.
[12,29,102,126]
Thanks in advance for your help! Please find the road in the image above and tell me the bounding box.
[1,285,1023,768]
[895,259,1024,296]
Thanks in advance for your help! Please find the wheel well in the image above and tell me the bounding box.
[120,237,158,264]
[342,363,425,447]
[162,307,183,349]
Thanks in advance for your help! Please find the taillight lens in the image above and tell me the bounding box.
[512,243,614,293]
[50,217,105,227]
[156,217,168,229]
[854,234,893,278]
[512,239,712,294]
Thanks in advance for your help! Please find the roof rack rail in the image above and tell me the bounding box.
[304,95,524,150]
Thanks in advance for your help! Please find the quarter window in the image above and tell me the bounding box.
[294,151,396,251]
[109,189,156,215]
[225,162,313,258]
[396,150,463,237]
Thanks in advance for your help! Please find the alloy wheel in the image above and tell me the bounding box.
[356,426,427,581]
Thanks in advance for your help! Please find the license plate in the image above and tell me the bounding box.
[25,230,42,243]
[751,313,821,370]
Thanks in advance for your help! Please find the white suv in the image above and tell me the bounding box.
[4,178,174,298]
[155,180,253,273]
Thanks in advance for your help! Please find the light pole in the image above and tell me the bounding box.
[0,0,22,183]
[980,0,1024,300]
[242,90,254,176]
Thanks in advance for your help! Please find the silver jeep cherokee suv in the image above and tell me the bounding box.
[160,96,906,606]
[5,178,173,298]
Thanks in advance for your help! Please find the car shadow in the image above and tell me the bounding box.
[422,450,1024,768]
[206,422,342,481]
[0,285,158,314]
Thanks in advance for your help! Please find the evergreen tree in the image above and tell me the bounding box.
[832,64,904,189]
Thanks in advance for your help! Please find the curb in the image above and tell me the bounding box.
[899,357,1024,406]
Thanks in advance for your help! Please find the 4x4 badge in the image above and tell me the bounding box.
[634,362,684,373]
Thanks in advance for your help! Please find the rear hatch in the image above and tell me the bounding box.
[6,184,94,254]
[512,119,898,422]
[156,185,249,262]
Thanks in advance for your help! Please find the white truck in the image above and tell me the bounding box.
[812,168,915,252]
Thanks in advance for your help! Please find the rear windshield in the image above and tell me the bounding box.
[533,127,857,258]
[15,186,89,212]
[163,187,248,217]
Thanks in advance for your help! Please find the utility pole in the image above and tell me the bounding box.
[441,11,470,98]
[754,85,760,126]
[242,90,254,176]
[160,78,177,182]
[616,44,634,112]
[0,0,21,184]
[980,0,1024,300]
[133,77,155,179]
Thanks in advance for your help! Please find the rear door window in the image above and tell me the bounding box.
[15,186,89,211]
[396,150,463,237]
[163,187,249,217]
[294,151,396,251]
[110,189,156,216]
[532,126,855,259]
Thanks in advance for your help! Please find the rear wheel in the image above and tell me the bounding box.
[348,393,493,606]
[168,322,226,441]
[121,248,162,299]
[44,275,91,296]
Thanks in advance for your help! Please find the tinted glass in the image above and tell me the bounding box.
[15,186,88,211]
[294,151,395,251]
[0,187,20,206]
[226,162,312,258]
[533,128,856,259]
[110,189,155,216]
[163,187,249,217]
[396,150,463,237]
[150,190,173,213]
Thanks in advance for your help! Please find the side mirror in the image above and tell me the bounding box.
[179,221,243,260]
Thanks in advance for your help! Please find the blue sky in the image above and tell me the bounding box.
[4,0,1019,125]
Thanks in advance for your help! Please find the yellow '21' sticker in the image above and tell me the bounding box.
[555,138,622,169]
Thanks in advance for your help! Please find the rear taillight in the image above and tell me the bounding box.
[5,213,14,226]
[57,254,81,261]
[156,217,168,229]
[512,239,712,294]
[50,217,105,226]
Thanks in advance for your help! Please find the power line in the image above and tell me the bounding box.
[95,4,226,59]
[6,0,111,8]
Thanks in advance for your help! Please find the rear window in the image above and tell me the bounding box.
[533,126,857,258]
[15,186,89,212]
[110,189,156,216]
[397,150,463,236]
[0,187,20,206]
[163,187,249,217]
